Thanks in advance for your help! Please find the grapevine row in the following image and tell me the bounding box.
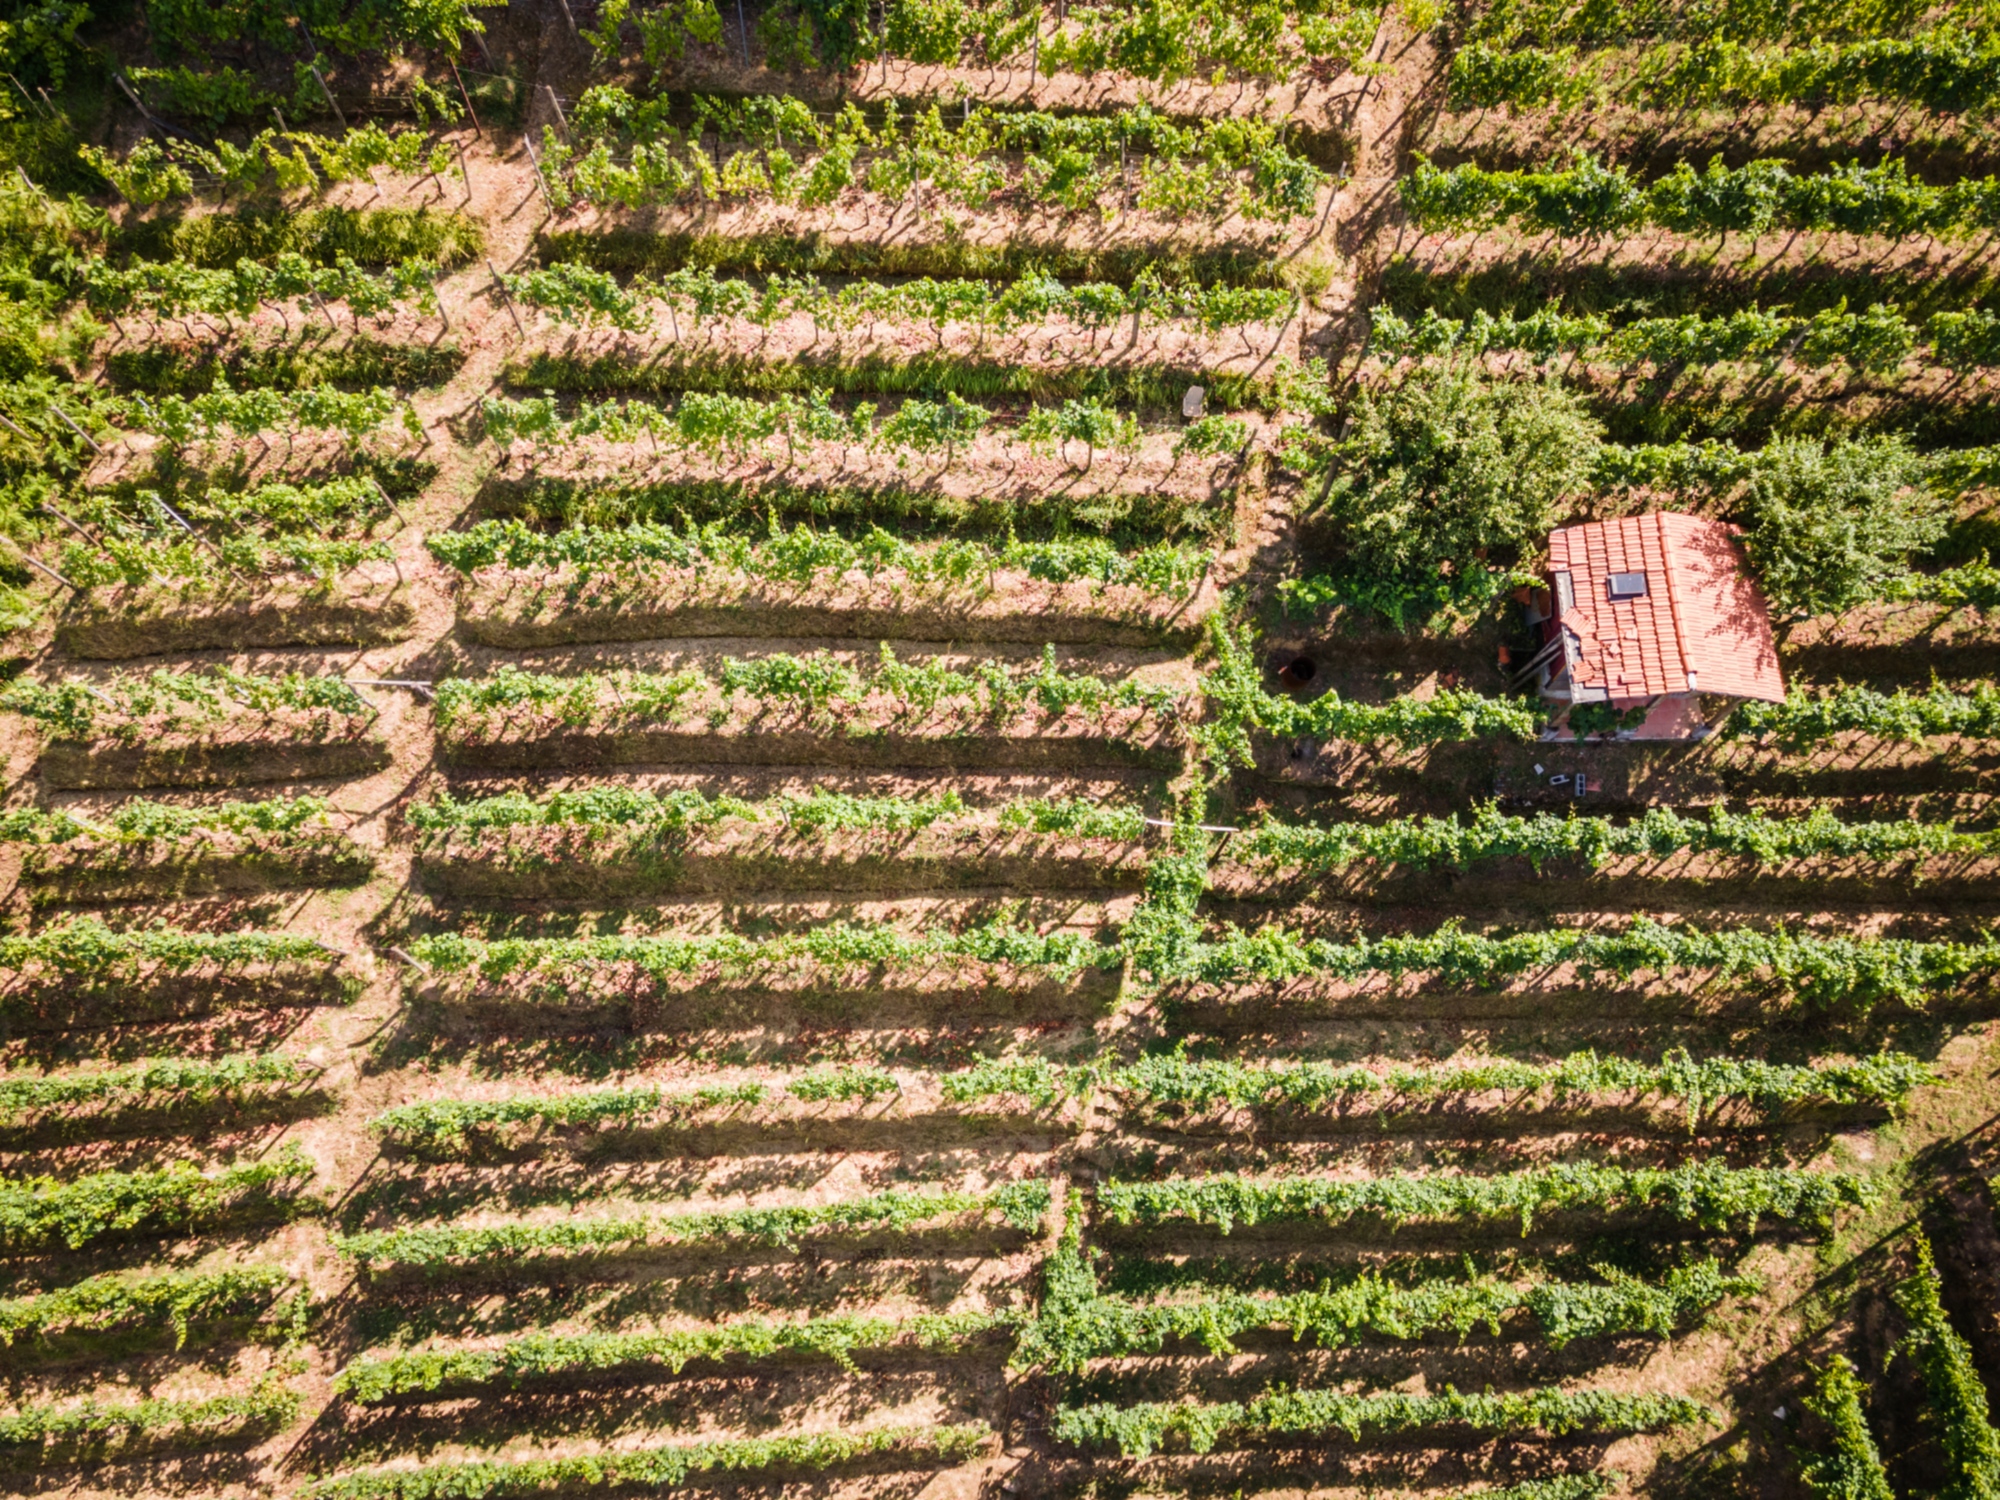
[1595,437,2000,500]
[85,126,457,208]
[375,1059,1075,1150]
[626,0,1385,84]
[480,389,1246,468]
[1367,301,2000,373]
[1169,917,1999,1006]
[13,913,1977,1010]
[1055,1386,1712,1457]
[1885,561,2000,612]
[1,654,1178,744]
[144,0,488,55]
[537,91,1327,222]
[407,921,1121,985]
[505,261,1297,336]
[0,1147,316,1252]
[1462,0,1971,49]
[1891,1235,2000,1494]
[0,797,332,845]
[10,667,1992,766]
[0,1266,296,1349]
[1,670,375,740]
[0,1053,311,1118]
[333,1311,1006,1401]
[1727,684,2000,748]
[426,519,1210,593]
[1095,1160,1875,1235]
[1239,803,1994,872]
[74,475,392,539]
[1019,1219,1758,1372]
[368,1047,1927,1152]
[0,1381,298,1456]
[126,64,468,131]
[117,383,419,447]
[308,1424,993,1500]
[1113,1048,1935,1120]
[332,1179,1052,1268]
[1798,1357,1895,1500]
[1405,154,2000,239]
[83,254,443,327]
[417,785,942,833]
[1028,1262,1756,1366]
[1198,623,1538,762]
[409,786,1141,840]
[432,650,1185,731]
[0,918,338,975]
[60,535,393,589]
[1448,33,2000,113]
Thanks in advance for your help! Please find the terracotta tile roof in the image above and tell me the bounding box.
[1547,512,1784,703]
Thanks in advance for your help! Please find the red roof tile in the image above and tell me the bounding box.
[1547,512,1784,703]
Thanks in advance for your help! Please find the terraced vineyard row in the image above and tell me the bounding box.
[0,0,1996,1496]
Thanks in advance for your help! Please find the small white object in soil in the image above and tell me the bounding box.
[1533,763,1545,775]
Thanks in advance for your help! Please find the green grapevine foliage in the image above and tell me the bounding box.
[0,918,335,976]
[308,1424,993,1500]
[1405,153,2000,239]
[0,669,374,741]
[1894,1234,2000,1500]
[1727,685,2000,748]
[78,476,392,537]
[1241,803,1989,871]
[409,786,1146,844]
[431,647,1184,734]
[145,0,487,54]
[374,1057,1079,1152]
[84,256,442,325]
[1593,437,1999,501]
[334,1312,1006,1400]
[509,263,1296,336]
[426,519,1206,593]
[1113,1048,1935,1123]
[117,382,418,447]
[1170,916,2000,1007]
[0,798,331,845]
[407,785,1078,838]
[1448,34,2000,113]
[1369,300,2000,373]
[0,1266,294,1350]
[1885,561,2000,611]
[537,91,1327,222]
[369,1046,1922,1154]
[0,1147,317,1251]
[725,0,1387,82]
[1096,1160,1875,1235]
[1196,621,1540,765]
[1017,1218,1758,1371]
[1056,1385,1713,1456]
[481,389,1185,471]
[1798,1355,1896,1500]
[0,1054,309,1120]
[60,534,394,590]
[407,921,1121,985]
[83,126,457,207]
[333,1180,1052,1267]
[0,1380,299,1455]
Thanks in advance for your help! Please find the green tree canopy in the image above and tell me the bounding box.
[1315,363,1603,628]
[1741,434,1947,621]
